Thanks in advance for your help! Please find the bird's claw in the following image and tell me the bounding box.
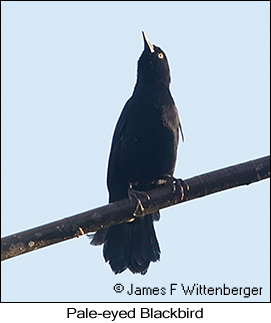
[174,177,189,200]
[162,175,189,201]
[128,183,150,216]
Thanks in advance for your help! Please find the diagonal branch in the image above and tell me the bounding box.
[1,155,270,261]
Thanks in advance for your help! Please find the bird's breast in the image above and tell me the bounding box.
[120,105,179,185]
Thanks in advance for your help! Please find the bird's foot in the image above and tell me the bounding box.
[128,183,150,216]
[161,174,189,201]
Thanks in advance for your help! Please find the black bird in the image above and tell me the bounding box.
[91,32,184,275]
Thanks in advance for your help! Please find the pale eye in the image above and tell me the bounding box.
[158,52,164,59]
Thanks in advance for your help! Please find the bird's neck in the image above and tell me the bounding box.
[132,82,173,108]
[133,79,170,96]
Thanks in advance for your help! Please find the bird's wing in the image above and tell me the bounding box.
[179,120,184,142]
[106,99,134,201]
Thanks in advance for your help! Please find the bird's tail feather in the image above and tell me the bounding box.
[101,213,160,275]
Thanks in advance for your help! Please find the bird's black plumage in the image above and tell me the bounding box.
[91,32,183,274]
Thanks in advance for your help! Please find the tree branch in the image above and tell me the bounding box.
[1,155,270,261]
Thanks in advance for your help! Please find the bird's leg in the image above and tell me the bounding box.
[160,174,189,201]
[128,183,150,216]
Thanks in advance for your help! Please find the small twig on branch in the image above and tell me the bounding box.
[1,155,270,261]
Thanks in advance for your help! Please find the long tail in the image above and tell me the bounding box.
[91,213,160,275]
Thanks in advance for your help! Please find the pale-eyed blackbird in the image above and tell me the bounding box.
[91,32,184,275]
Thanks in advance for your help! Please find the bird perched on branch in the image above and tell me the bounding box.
[91,32,184,274]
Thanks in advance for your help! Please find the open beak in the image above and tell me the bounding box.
[142,31,155,53]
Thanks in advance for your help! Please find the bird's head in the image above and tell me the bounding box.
[137,31,171,87]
